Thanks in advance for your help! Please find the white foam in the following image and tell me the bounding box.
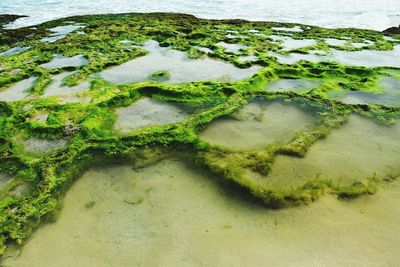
[1,0,400,30]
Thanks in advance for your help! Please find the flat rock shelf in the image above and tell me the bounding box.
[0,12,399,266]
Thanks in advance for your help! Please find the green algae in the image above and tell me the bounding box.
[0,12,399,257]
[3,158,400,266]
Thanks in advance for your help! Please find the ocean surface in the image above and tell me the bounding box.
[1,0,400,30]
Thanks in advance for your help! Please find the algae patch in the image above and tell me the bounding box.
[114,98,189,134]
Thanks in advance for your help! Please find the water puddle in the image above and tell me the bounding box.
[272,45,400,67]
[1,173,32,200]
[271,26,303,32]
[22,138,68,156]
[330,77,400,106]
[226,34,248,39]
[325,38,347,46]
[7,181,31,198]
[0,77,37,102]
[384,36,400,42]
[352,41,372,48]
[41,25,83,43]
[0,46,30,57]
[114,98,189,134]
[248,29,260,34]
[57,94,92,104]
[43,72,90,98]
[30,112,49,123]
[8,69,22,76]
[274,37,317,51]
[195,45,213,53]
[0,173,11,188]
[238,55,258,62]
[263,115,400,189]
[98,40,260,84]
[216,41,248,54]
[199,99,317,150]
[267,79,321,93]
[40,55,88,69]
[4,158,400,266]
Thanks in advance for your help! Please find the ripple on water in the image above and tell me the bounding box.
[114,98,189,134]
[99,40,260,84]
[4,158,400,266]
[199,98,317,150]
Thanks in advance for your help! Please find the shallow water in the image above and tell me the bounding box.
[43,72,90,98]
[272,46,400,68]
[268,35,317,51]
[194,45,213,54]
[0,77,37,102]
[267,79,321,93]
[337,91,399,107]
[40,55,88,69]
[4,158,400,266]
[0,46,30,57]
[22,138,68,155]
[114,98,189,134]
[57,94,92,104]
[30,112,49,123]
[237,55,258,62]
[271,26,303,32]
[325,38,347,46]
[270,51,321,65]
[263,115,400,189]
[330,77,400,107]
[280,38,317,51]
[199,99,316,150]
[49,25,83,35]
[216,42,248,54]
[41,25,83,43]
[99,40,260,84]
[0,173,11,188]
[225,33,248,39]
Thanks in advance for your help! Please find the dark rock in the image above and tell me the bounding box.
[383,25,400,35]
[0,14,27,28]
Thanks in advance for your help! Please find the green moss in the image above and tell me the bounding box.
[149,70,171,82]
[0,12,399,255]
